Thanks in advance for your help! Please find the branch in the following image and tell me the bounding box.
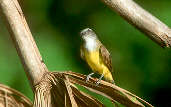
[101,0,171,48]
[0,0,48,86]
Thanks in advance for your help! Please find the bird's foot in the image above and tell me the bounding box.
[95,74,104,86]
[95,80,101,86]
[86,72,94,82]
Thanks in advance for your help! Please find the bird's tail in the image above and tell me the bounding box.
[104,72,115,84]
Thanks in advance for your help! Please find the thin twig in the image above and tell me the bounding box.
[0,0,48,87]
[101,0,171,48]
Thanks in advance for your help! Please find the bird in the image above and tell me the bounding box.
[80,28,115,85]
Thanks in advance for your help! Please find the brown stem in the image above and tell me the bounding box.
[102,0,171,48]
[0,0,48,87]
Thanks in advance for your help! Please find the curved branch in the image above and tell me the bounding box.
[102,0,171,48]
[0,0,48,86]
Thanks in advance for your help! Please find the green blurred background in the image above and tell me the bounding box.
[0,0,171,106]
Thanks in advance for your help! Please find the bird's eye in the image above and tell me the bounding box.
[82,32,85,35]
[87,28,92,32]
[80,32,85,36]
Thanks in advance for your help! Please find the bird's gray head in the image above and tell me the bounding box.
[80,28,97,41]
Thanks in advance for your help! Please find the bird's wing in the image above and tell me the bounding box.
[80,45,85,60]
[99,44,113,72]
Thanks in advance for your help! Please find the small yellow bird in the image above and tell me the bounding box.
[80,28,114,85]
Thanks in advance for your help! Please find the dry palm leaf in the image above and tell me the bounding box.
[63,71,153,107]
[33,72,105,107]
[33,72,153,107]
[0,84,32,107]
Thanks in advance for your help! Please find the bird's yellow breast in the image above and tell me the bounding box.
[84,49,114,82]
[84,50,107,75]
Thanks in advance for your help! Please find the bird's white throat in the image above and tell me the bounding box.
[84,37,97,51]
